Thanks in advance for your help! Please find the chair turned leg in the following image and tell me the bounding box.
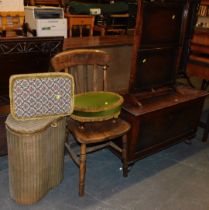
[79,144,87,196]
[122,134,128,177]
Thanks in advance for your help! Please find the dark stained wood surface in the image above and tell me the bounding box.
[187,29,209,80]
[0,36,64,96]
[63,35,134,50]
[123,86,208,117]
[0,36,64,156]
[120,0,208,164]
[190,28,209,54]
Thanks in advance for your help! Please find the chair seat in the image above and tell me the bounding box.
[68,118,130,144]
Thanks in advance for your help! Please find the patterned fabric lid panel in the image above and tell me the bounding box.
[9,72,74,120]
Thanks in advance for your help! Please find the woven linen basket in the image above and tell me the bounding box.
[5,73,74,205]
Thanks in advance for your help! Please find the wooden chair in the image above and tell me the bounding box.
[51,49,130,196]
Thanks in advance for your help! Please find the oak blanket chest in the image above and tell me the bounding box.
[121,0,208,164]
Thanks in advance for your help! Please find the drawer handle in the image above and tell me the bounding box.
[172,15,176,20]
[142,59,147,63]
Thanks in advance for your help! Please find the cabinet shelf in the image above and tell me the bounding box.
[201,0,209,6]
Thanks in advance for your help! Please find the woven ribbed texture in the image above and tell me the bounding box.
[5,114,59,134]
[6,115,66,205]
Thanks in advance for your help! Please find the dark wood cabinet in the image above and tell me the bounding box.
[0,37,64,156]
[121,0,207,164]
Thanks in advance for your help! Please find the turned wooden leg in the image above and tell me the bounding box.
[79,143,86,196]
[122,134,128,177]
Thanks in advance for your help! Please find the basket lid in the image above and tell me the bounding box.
[5,114,61,134]
[9,72,74,121]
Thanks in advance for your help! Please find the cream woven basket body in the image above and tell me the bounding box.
[6,116,66,205]
[6,72,74,205]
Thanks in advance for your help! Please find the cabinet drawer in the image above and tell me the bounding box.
[68,17,94,26]
[133,48,177,91]
[140,1,185,46]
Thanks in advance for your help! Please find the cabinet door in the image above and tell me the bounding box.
[133,48,177,91]
[140,1,185,47]
[135,98,203,153]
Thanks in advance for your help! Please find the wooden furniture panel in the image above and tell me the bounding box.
[122,90,206,162]
[28,0,63,6]
[140,1,185,47]
[187,29,209,82]
[120,0,207,165]
[133,48,177,91]
[65,14,95,37]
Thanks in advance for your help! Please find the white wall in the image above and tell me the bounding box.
[0,0,24,11]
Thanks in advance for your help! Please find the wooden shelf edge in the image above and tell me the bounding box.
[201,0,209,6]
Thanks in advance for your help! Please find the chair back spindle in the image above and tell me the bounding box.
[51,49,110,94]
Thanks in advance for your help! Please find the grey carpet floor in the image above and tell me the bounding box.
[1,121,209,210]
